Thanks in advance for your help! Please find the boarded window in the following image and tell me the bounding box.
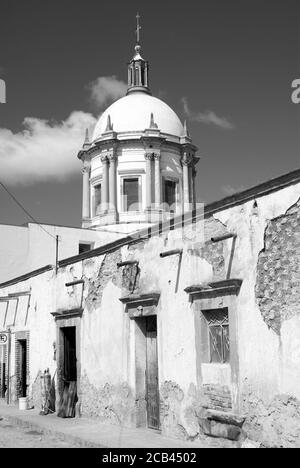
[164,180,176,211]
[203,308,230,363]
[123,178,139,211]
[94,184,101,215]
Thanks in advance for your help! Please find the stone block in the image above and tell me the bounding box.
[205,420,241,441]
[206,409,246,427]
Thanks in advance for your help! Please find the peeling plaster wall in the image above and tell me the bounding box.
[0,179,300,446]
[214,183,300,446]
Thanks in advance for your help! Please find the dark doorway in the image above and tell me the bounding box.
[145,316,159,430]
[18,340,27,397]
[58,326,77,418]
[63,327,77,382]
[0,345,6,398]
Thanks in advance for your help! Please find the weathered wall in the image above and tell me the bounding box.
[0,179,300,447]
[215,184,300,446]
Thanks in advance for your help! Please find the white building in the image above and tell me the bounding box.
[78,38,199,230]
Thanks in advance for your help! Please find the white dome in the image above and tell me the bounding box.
[92,92,184,141]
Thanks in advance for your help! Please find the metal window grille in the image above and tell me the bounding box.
[203,309,230,363]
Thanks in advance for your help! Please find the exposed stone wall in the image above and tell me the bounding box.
[85,250,122,310]
[256,199,300,334]
[202,384,232,412]
[200,242,225,281]
[80,372,135,427]
[159,381,237,446]
[242,389,300,448]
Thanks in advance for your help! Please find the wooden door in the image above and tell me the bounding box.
[146,316,159,429]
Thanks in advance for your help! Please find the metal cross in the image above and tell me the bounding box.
[135,12,141,44]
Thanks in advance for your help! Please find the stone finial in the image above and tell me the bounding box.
[83,128,90,148]
[105,115,113,132]
[149,112,158,129]
[183,120,190,137]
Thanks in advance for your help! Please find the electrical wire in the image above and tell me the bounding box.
[0,181,59,241]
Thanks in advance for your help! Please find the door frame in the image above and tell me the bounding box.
[15,330,29,400]
[119,293,161,430]
[52,310,82,414]
[145,315,159,430]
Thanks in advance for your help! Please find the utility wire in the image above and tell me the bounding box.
[0,181,59,241]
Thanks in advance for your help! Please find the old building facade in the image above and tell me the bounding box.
[0,21,299,448]
[0,170,300,447]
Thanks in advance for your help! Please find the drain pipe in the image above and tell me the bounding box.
[160,249,183,293]
[211,233,237,243]
[159,249,183,258]
[117,261,139,268]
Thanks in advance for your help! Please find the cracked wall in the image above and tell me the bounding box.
[242,388,300,448]
[80,373,135,426]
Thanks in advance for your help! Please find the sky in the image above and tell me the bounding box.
[0,0,299,227]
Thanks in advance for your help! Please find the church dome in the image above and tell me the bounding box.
[92,92,184,141]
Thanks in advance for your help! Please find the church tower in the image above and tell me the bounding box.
[78,14,199,232]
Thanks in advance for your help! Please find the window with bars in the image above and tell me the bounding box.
[203,308,230,364]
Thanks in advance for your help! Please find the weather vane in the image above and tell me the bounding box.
[135,12,141,44]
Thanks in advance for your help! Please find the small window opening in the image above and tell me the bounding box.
[203,308,230,364]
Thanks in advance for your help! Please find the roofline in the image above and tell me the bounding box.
[204,166,300,216]
[0,223,28,229]
[0,167,299,290]
[0,265,53,289]
[0,221,97,231]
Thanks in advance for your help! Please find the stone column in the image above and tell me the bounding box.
[182,154,190,211]
[101,156,109,211]
[108,153,117,213]
[82,161,91,219]
[145,152,153,210]
[154,153,161,208]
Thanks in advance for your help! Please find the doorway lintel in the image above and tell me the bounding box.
[119,293,160,319]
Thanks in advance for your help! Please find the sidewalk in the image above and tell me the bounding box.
[0,402,235,448]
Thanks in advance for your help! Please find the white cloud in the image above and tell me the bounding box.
[181,97,235,130]
[0,75,129,186]
[87,75,127,110]
[0,111,97,186]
